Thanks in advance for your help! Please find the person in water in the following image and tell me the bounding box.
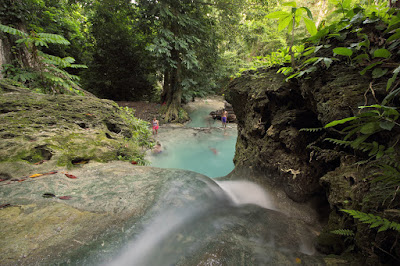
[209,147,218,155]
[153,142,162,154]
[152,117,159,135]
[221,109,228,128]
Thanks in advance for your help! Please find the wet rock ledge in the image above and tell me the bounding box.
[226,64,400,263]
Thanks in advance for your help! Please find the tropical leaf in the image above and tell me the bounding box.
[303,16,317,36]
[360,62,382,75]
[266,11,289,19]
[387,30,400,43]
[278,15,292,31]
[333,47,353,56]
[324,116,358,128]
[372,68,388,79]
[283,1,297,7]
[373,48,391,59]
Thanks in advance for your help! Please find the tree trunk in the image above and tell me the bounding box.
[162,49,183,122]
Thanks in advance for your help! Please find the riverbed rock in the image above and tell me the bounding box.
[210,101,237,122]
[0,161,326,265]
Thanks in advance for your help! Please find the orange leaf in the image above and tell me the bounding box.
[43,171,58,175]
[58,196,72,200]
[29,174,43,178]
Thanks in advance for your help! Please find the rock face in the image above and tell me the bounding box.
[0,80,151,170]
[226,65,378,202]
[226,63,400,262]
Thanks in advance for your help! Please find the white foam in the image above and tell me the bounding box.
[216,180,276,210]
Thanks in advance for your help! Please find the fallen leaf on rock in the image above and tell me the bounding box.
[43,171,58,175]
[58,196,72,200]
[131,161,138,165]
[42,193,56,198]
[65,174,78,179]
[29,174,43,178]
[34,160,46,165]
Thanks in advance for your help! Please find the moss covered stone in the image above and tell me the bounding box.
[0,81,152,172]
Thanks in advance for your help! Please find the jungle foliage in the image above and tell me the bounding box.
[0,0,327,120]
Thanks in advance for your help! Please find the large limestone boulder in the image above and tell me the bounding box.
[0,162,326,265]
[225,65,382,202]
[0,80,151,171]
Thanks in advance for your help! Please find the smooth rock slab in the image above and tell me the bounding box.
[0,161,325,265]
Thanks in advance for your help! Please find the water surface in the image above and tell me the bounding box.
[148,100,237,178]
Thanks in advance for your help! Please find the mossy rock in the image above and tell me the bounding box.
[0,82,152,172]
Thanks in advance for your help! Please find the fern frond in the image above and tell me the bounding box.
[324,138,351,147]
[41,54,71,68]
[0,24,28,37]
[372,164,400,184]
[68,64,88,69]
[341,209,400,233]
[36,33,70,45]
[331,229,355,236]
[300,127,323,132]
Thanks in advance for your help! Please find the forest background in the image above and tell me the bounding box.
[0,0,336,122]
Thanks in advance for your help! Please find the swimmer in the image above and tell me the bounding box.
[153,142,162,154]
[209,147,218,155]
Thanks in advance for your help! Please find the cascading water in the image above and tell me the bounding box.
[105,179,319,266]
[95,99,323,265]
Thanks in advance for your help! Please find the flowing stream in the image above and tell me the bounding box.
[66,99,323,265]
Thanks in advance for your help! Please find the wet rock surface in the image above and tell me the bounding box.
[0,162,326,265]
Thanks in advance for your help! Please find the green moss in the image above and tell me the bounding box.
[0,88,151,168]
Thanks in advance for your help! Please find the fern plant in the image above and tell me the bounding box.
[323,105,399,160]
[342,209,400,233]
[0,23,87,95]
[331,229,355,236]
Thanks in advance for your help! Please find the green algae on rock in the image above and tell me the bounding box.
[0,81,152,170]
